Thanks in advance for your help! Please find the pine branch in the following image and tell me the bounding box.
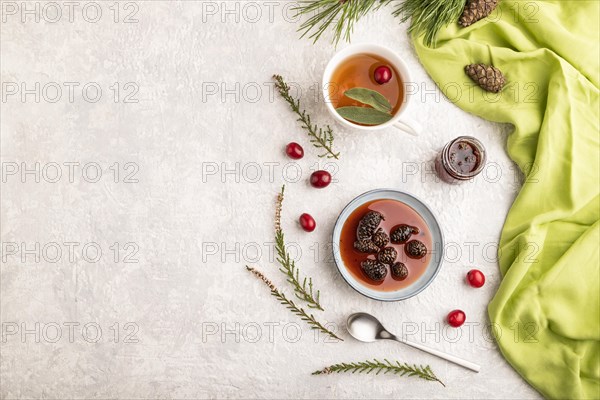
[312,359,445,386]
[273,75,340,160]
[246,266,342,341]
[392,0,466,47]
[294,0,392,45]
[294,0,466,47]
[274,185,324,310]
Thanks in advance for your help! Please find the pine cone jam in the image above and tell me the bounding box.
[435,136,486,184]
[339,199,433,292]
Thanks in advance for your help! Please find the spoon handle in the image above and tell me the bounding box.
[391,335,480,372]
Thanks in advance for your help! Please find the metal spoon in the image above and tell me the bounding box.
[347,312,480,372]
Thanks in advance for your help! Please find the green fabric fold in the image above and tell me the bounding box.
[411,1,599,398]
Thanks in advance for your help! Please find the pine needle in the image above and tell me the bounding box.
[246,266,342,341]
[273,75,340,160]
[392,0,466,47]
[312,359,445,386]
[274,185,323,310]
[293,0,467,47]
[294,0,392,45]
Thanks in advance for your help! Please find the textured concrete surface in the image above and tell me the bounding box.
[1,2,541,399]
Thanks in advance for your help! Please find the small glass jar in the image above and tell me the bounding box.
[435,136,487,184]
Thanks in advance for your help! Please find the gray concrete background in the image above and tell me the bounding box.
[1,1,540,398]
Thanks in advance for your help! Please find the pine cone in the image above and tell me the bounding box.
[465,63,506,93]
[356,211,384,241]
[354,239,379,254]
[390,225,418,244]
[372,228,389,248]
[360,260,387,282]
[405,240,427,259]
[377,247,398,265]
[459,0,499,27]
[391,262,409,280]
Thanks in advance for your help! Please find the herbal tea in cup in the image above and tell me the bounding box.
[329,54,404,126]
[322,44,420,134]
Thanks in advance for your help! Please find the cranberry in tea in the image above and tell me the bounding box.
[373,65,392,84]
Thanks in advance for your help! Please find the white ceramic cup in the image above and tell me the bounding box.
[322,43,421,135]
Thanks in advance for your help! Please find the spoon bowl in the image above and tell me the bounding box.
[347,312,481,373]
[347,312,387,342]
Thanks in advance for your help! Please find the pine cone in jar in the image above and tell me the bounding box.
[377,247,398,265]
[360,259,388,282]
[353,239,379,254]
[371,228,389,248]
[405,240,427,259]
[356,211,384,241]
[390,225,419,244]
[391,262,409,280]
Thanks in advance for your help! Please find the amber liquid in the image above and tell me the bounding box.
[328,53,404,118]
[340,199,432,292]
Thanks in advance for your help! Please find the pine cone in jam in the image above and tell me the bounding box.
[390,225,419,244]
[377,247,398,265]
[405,240,427,259]
[371,228,389,248]
[354,239,380,254]
[356,211,384,241]
[360,259,388,282]
[391,262,409,280]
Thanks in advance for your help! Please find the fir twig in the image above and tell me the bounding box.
[294,0,392,45]
[273,75,340,160]
[274,185,324,310]
[246,266,342,341]
[392,0,466,47]
[312,359,445,386]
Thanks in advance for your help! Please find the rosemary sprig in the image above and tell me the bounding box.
[246,266,342,341]
[274,185,323,310]
[312,359,445,386]
[294,0,391,45]
[273,75,340,160]
[392,0,466,47]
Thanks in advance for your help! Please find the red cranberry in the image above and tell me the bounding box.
[310,170,331,189]
[299,213,316,232]
[374,65,392,84]
[467,269,485,288]
[447,310,466,327]
[285,142,304,159]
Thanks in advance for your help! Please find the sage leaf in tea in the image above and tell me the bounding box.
[343,87,392,113]
[336,106,393,125]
